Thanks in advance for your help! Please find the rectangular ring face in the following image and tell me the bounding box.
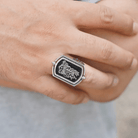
[52,55,85,86]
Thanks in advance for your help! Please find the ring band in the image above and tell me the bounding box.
[52,55,85,87]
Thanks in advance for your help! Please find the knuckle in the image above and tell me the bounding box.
[101,42,113,60]
[68,33,97,55]
[73,4,87,24]
[99,5,113,24]
[84,71,97,85]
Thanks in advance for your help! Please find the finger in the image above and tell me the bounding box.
[77,63,119,89]
[70,1,137,35]
[44,54,119,89]
[28,75,89,104]
[67,30,137,70]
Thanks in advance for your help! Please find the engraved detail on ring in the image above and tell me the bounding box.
[52,55,85,87]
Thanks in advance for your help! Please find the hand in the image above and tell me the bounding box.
[78,0,138,102]
[0,0,137,104]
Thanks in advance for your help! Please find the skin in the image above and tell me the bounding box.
[0,0,137,104]
[78,0,138,102]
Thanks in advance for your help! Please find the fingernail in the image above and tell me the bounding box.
[82,96,89,104]
[130,58,138,70]
[112,76,119,87]
[133,23,138,34]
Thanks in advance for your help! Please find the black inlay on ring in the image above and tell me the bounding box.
[55,59,82,82]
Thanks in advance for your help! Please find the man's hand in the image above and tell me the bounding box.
[0,0,137,104]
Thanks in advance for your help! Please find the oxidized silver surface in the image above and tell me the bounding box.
[52,55,85,87]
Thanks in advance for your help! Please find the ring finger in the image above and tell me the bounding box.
[46,53,119,89]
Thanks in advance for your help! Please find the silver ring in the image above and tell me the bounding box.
[52,55,85,87]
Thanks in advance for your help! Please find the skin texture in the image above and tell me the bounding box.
[0,0,137,104]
